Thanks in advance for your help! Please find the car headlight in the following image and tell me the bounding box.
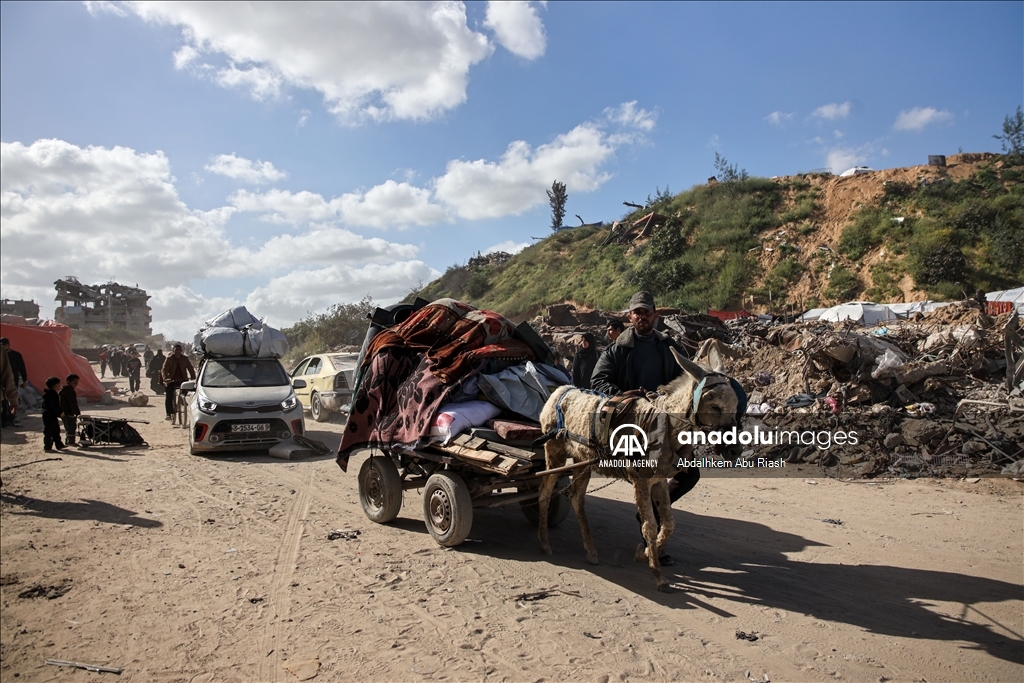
[280,395,298,412]
[197,395,218,415]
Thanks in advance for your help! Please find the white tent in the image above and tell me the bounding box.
[798,307,829,322]
[885,300,952,316]
[818,301,898,325]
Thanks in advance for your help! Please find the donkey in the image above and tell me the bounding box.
[537,348,742,591]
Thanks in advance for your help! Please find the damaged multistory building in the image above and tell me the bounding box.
[0,299,40,319]
[53,276,152,336]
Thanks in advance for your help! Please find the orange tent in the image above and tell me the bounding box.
[0,322,106,402]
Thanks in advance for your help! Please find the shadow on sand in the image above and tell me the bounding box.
[1,493,163,528]
[383,489,1022,665]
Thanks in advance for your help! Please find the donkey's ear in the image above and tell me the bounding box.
[671,347,707,380]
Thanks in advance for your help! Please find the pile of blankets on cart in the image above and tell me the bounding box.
[193,306,289,358]
[336,298,569,471]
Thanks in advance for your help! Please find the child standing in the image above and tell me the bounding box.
[59,374,81,445]
[126,352,142,393]
[42,376,65,452]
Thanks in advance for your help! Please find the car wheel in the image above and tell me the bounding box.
[358,455,403,523]
[422,471,473,547]
[311,392,329,422]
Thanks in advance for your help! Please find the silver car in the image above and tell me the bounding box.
[181,356,307,455]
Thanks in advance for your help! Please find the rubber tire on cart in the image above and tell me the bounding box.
[422,471,473,547]
[358,455,403,523]
[311,392,330,422]
[519,477,571,527]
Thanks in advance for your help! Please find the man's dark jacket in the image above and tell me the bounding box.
[7,349,27,386]
[590,326,687,395]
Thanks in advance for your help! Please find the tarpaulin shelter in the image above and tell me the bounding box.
[818,301,898,325]
[0,322,106,402]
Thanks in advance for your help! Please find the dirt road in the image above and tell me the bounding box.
[1,368,1021,682]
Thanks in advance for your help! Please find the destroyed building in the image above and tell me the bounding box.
[0,298,40,319]
[53,277,152,336]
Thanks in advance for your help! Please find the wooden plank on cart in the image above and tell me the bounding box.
[452,433,533,463]
[434,443,501,465]
[431,444,525,475]
[452,434,489,450]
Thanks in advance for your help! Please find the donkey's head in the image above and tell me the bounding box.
[664,347,743,428]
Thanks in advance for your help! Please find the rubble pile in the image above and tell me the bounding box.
[532,300,1024,479]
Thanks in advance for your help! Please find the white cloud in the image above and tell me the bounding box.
[707,134,720,149]
[206,153,287,184]
[812,101,852,121]
[127,2,494,121]
[605,101,657,132]
[214,64,284,101]
[82,1,126,17]
[244,261,440,324]
[173,44,199,69]
[1,139,235,289]
[826,146,868,174]
[230,180,448,229]
[482,240,530,255]
[434,123,615,220]
[484,1,546,60]
[148,286,238,342]
[893,107,953,132]
[243,228,420,272]
[765,111,793,126]
[0,139,434,338]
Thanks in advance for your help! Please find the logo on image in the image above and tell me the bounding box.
[609,423,648,458]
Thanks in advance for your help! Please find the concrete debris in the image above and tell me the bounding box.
[532,299,1024,478]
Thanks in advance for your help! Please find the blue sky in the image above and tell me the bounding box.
[2,1,1021,339]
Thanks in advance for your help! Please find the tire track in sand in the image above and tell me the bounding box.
[258,469,312,682]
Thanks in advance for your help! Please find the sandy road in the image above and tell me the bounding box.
[1,368,1021,682]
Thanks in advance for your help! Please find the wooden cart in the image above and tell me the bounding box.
[357,429,578,547]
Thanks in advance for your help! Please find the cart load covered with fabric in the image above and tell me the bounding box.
[336,298,570,472]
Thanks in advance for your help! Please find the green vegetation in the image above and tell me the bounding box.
[281,296,375,363]
[547,180,567,232]
[993,106,1023,163]
[838,158,1023,298]
[825,266,861,301]
[412,155,1021,317]
[713,153,748,182]
[865,260,902,302]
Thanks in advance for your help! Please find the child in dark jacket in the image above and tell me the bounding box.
[59,374,81,445]
[42,376,65,451]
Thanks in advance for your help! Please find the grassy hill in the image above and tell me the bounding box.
[413,154,1022,320]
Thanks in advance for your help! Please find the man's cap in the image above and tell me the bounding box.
[0,337,8,345]
[628,291,656,311]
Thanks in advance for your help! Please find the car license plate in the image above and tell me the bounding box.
[231,423,270,433]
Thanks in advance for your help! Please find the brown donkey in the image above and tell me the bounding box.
[537,348,741,591]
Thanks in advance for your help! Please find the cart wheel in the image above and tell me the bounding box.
[358,456,403,523]
[519,477,571,527]
[311,393,330,422]
[422,471,473,547]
